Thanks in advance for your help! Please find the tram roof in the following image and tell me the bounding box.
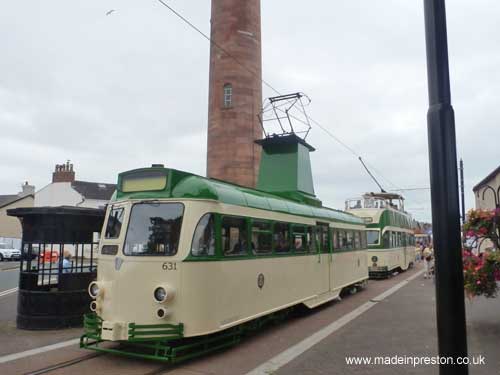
[114,167,364,225]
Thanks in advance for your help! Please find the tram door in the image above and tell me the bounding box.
[316,223,331,293]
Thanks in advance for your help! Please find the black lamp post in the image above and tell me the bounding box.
[423,1,468,374]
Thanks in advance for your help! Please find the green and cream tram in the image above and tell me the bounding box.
[82,135,370,362]
[346,192,415,279]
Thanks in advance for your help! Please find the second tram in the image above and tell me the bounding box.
[346,192,415,278]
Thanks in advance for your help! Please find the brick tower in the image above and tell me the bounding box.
[206,0,262,188]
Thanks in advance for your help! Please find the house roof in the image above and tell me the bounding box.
[473,165,500,192]
[0,195,18,208]
[0,194,34,209]
[71,180,116,201]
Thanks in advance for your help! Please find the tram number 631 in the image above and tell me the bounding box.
[162,262,177,271]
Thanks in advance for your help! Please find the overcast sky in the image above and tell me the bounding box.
[1,0,499,222]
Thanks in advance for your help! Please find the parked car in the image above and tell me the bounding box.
[0,243,21,261]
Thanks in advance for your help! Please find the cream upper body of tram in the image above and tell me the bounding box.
[87,166,369,343]
[345,192,415,278]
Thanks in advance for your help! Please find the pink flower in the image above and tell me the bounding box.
[476,280,481,285]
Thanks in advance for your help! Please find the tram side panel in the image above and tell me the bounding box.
[181,254,331,337]
[331,250,368,293]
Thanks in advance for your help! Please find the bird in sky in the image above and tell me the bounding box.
[106,9,116,16]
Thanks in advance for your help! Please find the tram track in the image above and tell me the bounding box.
[23,353,103,375]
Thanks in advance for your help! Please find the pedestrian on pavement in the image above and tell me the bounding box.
[62,250,72,273]
[423,244,433,279]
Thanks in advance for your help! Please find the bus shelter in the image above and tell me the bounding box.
[7,206,105,330]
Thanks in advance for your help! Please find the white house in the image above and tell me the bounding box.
[34,162,116,209]
[0,182,35,249]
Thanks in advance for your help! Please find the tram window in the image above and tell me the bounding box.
[222,217,248,256]
[292,225,307,253]
[105,207,124,239]
[336,230,342,249]
[332,230,338,250]
[338,231,348,250]
[317,225,329,253]
[354,231,361,249]
[124,203,184,256]
[346,231,354,249]
[252,220,272,255]
[191,214,215,256]
[348,200,362,209]
[383,231,390,248]
[308,227,316,253]
[290,225,314,253]
[366,230,379,245]
[273,222,290,254]
[361,231,367,248]
[397,232,402,247]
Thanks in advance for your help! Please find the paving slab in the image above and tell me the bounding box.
[274,273,499,375]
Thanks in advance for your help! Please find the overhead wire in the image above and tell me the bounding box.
[155,0,419,200]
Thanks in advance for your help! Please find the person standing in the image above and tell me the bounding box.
[62,250,72,273]
[423,244,433,279]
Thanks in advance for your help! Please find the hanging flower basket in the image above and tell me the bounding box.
[462,208,500,298]
[463,250,500,299]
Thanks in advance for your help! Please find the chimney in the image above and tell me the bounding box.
[206,0,263,188]
[19,181,35,197]
[52,160,75,183]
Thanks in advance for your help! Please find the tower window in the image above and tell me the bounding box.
[223,84,232,108]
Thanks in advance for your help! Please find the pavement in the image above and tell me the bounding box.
[0,264,498,374]
[274,271,500,375]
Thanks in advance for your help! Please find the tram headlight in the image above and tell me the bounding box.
[154,287,167,303]
[153,285,175,303]
[371,256,378,262]
[89,282,101,298]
